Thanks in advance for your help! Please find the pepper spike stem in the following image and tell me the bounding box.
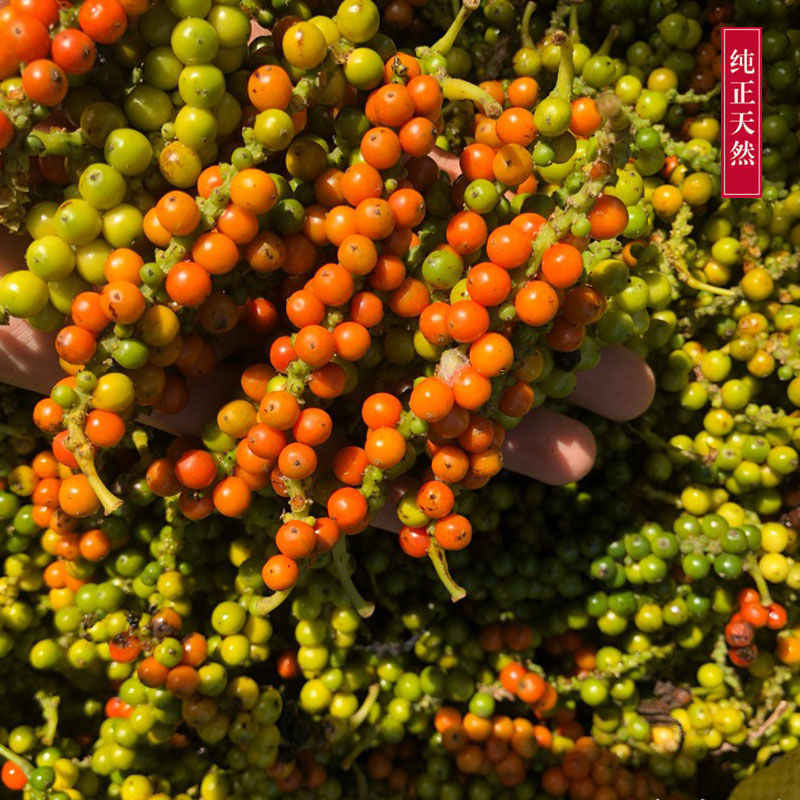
[132,429,152,467]
[745,554,773,606]
[36,691,60,746]
[349,683,380,730]
[24,128,87,158]
[67,413,123,516]
[552,31,575,100]
[342,731,377,770]
[429,0,479,55]
[568,4,579,41]
[289,77,314,112]
[520,1,537,49]
[332,537,375,618]
[673,257,736,296]
[253,588,293,616]
[428,540,466,602]
[0,743,33,777]
[441,78,503,118]
[596,24,618,57]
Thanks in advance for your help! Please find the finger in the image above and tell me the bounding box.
[501,406,596,484]
[0,317,62,395]
[429,147,460,181]
[569,344,655,421]
[370,477,416,534]
[371,407,597,534]
[141,363,242,436]
[0,229,29,275]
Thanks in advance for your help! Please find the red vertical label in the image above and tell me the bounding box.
[721,27,762,198]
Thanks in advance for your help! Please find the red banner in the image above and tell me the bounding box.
[721,27,762,198]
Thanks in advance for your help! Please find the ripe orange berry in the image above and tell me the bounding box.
[409,377,454,423]
[587,194,628,239]
[434,514,472,550]
[262,554,299,591]
[469,333,514,377]
[365,427,407,469]
[514,280,559,326]
[58,474,100,517]
[327,487,369,530]
[276,520,316,559]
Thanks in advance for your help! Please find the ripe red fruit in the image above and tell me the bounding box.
[51,29,97,75]
[740,601,768,629]
[78,0,127,44]
[724,619,754,648]
[21,59,68,106]
[729,644,757,668]
[6,12,50,62]
[398,526,430,558]
[767,603,788,630]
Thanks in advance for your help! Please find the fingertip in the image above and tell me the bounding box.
[141,365,240,436]
[502,407,597,485]
[371,503,401,534]
[370,478,413,534]
[428,147,460,181]
[571,344,655,421]
[0,317,61,395]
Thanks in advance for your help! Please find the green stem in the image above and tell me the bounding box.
[252,588,293,616]
[567,4,579,42]
[0,423,29,439]
[349,683,380,730]
[0,743,32,777]
[25,128,87,158]
[441,78,503,118]
[596,24,618,57]
[745,554,773,606]
[656,206,737,298]
[131,429,152,467]
[672,85,721,104]
[552,32,574,100]
[555,644,676,692]
[289,77,314,112]
[36,691,60,747]
[520,1,537,48]
[67,405,122,515]
[332,538,375,618]
[429,0,479,54]
[427,540,466,602]
[675,261,736,296]
[359,465,384,501]
[283,477,313,520]
[341,731,377,770]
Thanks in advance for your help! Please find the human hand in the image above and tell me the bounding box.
[0,145,654,507]
[0,226,246,435]
[368,147,655,528]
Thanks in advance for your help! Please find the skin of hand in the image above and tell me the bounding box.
[0,147,654,519]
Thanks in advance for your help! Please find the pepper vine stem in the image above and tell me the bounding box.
[520,1,537,49]
[427,0,479,55]
[37,691,60,747]
[252,588,293,616]
[745,554,772,606]
[441,78,503,118]
[332,537,375,618]
[349,683,380,730]
[25,128,88,158]
[66,398,123,515]
[0,743,33,777]
[427,539,466,601]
